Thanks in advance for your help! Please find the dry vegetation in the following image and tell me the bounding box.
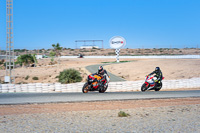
[0,57,200,84]
[0,48,200,84]
[1,48,200,56]
[0,58,114,84]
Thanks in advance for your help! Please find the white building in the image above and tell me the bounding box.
[36,55,43,59]
[80,46,99,49]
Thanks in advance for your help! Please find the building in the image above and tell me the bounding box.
[80,46,99,49]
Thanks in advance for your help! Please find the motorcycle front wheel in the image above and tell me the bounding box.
[141,83,147,92]
[82,83,89,93]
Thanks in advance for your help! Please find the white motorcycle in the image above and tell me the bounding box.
[141,75,164,92]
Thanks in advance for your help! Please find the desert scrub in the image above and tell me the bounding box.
[58,69,82,84]
[108,52,115,55]
[25,75,30,80]
[0,59,4,65]
[32,77,39,80]
[118,111,130,117]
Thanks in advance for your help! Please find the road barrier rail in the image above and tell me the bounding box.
[0,77,200,93]
[60,55,200,59]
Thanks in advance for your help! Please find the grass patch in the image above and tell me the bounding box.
[118,111,130,117]
[101,61,131,63]
[108,52,115,55]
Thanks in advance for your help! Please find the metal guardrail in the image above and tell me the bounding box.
[60,55,200,59]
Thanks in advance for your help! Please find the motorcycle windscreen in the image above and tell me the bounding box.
[88,75,95,83]
[94,75,101,80]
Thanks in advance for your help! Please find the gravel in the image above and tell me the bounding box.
[0,104,199,132]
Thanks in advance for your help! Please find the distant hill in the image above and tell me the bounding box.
[0,48,199,56]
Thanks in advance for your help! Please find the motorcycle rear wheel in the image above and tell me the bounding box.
[99,85,107,93]
[141,83,147,92]
[82,83,89,93]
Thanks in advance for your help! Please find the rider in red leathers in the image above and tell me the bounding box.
[97,66,110,88]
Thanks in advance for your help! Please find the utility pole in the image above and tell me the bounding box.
[5,0,15,84]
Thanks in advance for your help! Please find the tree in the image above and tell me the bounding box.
[49,51,56,64]
[16,54,37,67]
[52,43,63,65]
[32,54,38,67]
[0,59,5,65]
[52,43,62,57]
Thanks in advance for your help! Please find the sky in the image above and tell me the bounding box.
[0,0,200,50]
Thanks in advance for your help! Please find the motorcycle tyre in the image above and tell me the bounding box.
[155,82,162,91]
[82,83,89,93]
[99,85,107,93]
[141,83,147,92]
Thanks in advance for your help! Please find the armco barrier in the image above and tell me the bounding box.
[60,55,200,59]
[0,77,200,93]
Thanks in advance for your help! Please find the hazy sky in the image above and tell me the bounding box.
[0,0,200,50]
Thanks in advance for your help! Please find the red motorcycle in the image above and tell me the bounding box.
[82,74,108,93]
[141,75,164,92]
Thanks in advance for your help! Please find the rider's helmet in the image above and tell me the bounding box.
[155,67,160,73]
[98,66,104,75]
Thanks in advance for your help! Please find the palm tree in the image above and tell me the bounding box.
[52,43,62,57]
[49,51,56,65]
[52,43,63,65]
[32,54,38,67]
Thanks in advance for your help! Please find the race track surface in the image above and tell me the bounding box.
[0,90,199,105]
[86,64,126,82]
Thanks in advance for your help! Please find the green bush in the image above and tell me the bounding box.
[108,52,115,55]
[16,54,37,67]
[0,59,4,65]
[118,111,130,117]
[58,69,82,84]
[25,75,30,80]
[32,77,39,80]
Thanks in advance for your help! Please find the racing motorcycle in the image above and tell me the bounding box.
[141,75,164,92]
[82,74,108,93]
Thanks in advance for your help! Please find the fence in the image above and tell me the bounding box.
[0,78,199,93]
[60,55,200,59]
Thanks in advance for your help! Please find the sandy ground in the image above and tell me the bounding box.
[104,58,200,81]
[0,98,199,116]
[0,58,199,132]
[1,58,200,83]
[1,99,199,132]
[0,58,114,83]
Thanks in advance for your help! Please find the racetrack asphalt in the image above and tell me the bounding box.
[86,64,126,82]
[0,90,199,105]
